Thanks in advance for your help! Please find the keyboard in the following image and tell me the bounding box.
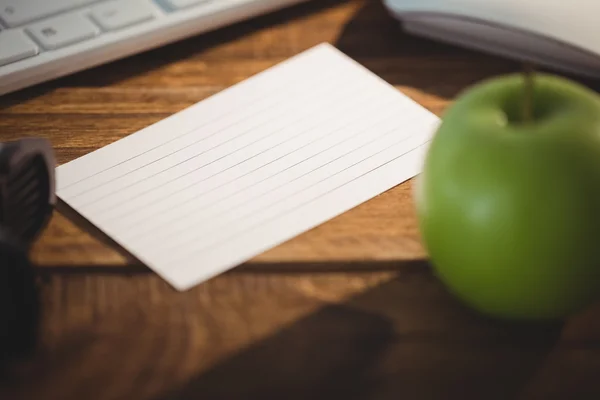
[0,0,309,96]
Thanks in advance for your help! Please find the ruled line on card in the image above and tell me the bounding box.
[105,101,407,238]
[69,75,381,211]
[61,66,353,199]
[56,43,350,191]
[86,88,402,224]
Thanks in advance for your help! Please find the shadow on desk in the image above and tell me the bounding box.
[157,273,565,400]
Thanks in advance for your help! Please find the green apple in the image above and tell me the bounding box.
[415,72,600,321]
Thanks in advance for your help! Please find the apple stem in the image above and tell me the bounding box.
[523,63,535,123]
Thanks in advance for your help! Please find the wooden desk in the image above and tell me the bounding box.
[1,0,600,398]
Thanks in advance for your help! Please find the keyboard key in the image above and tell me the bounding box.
[0,0,100,28]
[26,13,99,50]
[91,0,155,31]
[157,0,212,11]
[0,30,39,66]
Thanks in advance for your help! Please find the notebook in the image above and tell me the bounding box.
[56,43,440,291]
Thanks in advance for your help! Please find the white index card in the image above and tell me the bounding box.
[56,43,440,291]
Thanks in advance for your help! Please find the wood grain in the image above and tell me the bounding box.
[2,270,600,400]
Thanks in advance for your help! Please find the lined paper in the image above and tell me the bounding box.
[56,43,440,291]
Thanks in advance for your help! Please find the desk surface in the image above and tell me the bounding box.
[2,0,600,399]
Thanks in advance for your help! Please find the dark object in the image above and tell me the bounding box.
[0,138,55,366]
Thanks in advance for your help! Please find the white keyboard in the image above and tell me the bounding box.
[0,0,308,96]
